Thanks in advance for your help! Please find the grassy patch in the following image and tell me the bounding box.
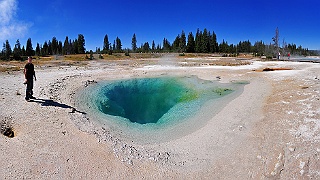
[0,66,21,72]
[0,60,24,72]
[213,88,233,95]
[180,59,252,67]
[179,91,199,102]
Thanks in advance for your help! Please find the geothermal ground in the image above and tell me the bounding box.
[0,55,319,179]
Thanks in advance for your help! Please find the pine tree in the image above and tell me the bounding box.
[244,40,252,53]
[42,41,48,56]
[143,42,150,53]
[131,33,137,52]
[63,36,69,55]
[112,40,116,51]
[186,32,195,53]
[219,39,229,53]
[4,40,12,60]
[26,38,34,56]
[103,34,110,53]
[13,39,22,60]
[48,40,52,55]
[77,34,85,54]
[69,39,74,54]
[73,39,79,54]
[156,44,161,52]
[180,30,186,52]
[253,41,265,56]
[195,29,201,53]
[115,37,122,52]
[35,43,40,56]
[228,44,236,54]
[201,28,209,53]
[51,37,58,55]
[152,40,155,52]
[172,34,180,51]
[210,31,218,53]
[58,41,63,54]
[1,43,5,60]
[162,38,171,52]
[21,46,26,56]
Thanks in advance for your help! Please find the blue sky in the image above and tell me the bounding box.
[1,0,319,51]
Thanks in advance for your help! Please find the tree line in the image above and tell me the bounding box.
[1,34,86,60]
[111,28,313,57]
[0,28,316,61]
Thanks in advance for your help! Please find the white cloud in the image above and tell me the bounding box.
[0,23,30,40]
[0,0,16,25]
[0,0,30,41]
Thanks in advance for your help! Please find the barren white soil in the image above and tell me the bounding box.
[0,57,319,179]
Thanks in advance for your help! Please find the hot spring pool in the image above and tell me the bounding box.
[76,76,248,144]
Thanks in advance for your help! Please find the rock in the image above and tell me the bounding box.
[84,80,97,87]
[264,150,285,178]
[70,108,76,113]
[238,125,246,131]
[3,127,14,138]
[289,147,295,152]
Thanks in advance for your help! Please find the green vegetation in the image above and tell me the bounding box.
[213,88,233,96]
[178,91,199,102]
[0,28,317,61]
[1,34,86,61]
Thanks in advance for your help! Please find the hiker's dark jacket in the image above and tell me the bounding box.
[24,63,35,79]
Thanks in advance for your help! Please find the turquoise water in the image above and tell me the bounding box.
[98,78,194,124]
[77,76,247,144]
[94,76,233,125]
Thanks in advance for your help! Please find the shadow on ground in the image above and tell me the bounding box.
[29,98,86,114]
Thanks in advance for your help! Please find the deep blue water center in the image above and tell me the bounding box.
[93,76,235,125]
[99,78,189,124]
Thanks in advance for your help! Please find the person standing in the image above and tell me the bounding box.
[24,57,36,101]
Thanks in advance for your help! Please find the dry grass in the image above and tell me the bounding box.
[0,60,24,72]
[206,60,251,66]
[180,59,252,67]
[178,53,222,58]
[237,53,254,58]
[0,66,21,72]
[32,59,89,67]
[0,57,89,72]
[178,53,255,59]
[62,55,87,61]
[0,54,254,73]
[55,53,163,61]
[33,55,91,67]
[100,53,163,60]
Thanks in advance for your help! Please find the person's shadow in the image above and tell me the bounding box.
[29,98,86,114]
